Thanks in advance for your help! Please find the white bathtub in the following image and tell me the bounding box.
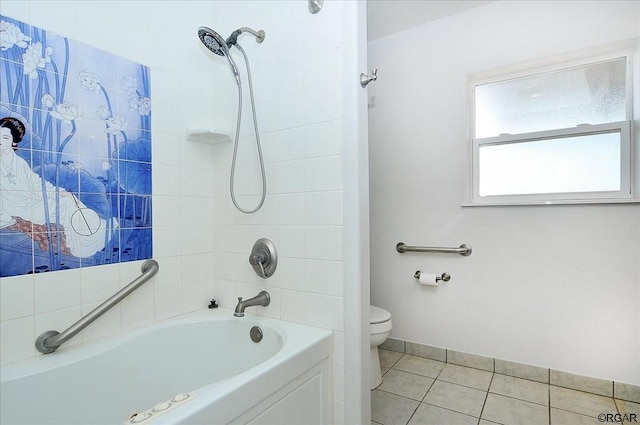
[0,309,333,425]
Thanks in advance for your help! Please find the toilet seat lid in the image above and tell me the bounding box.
[370,305,391,324]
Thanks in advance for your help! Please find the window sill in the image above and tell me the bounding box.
[462,198,640,207]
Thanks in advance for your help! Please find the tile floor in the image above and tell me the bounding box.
[372,349,640,425]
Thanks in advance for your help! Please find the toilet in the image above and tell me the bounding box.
[369,305,393,389]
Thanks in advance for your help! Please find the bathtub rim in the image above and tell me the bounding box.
[0,308,333,383]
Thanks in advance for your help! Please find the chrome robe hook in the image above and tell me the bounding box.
[360,68,378,87]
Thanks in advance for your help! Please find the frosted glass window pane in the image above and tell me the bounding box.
[475,58,627,138]
[479,132,621,196]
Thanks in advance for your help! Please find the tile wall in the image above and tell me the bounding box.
[0,2,361,423]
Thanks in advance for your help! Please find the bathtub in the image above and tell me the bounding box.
[0,308,333,425]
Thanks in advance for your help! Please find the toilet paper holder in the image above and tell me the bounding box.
[414,271,450,282]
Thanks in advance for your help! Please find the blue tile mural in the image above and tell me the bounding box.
[0,16,152,277]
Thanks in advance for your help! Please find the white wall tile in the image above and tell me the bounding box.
[305,156,342,191]
[280,289,306,324]
[259,131,279,165]
[0,275,34,321]
[181,225,213,254]
[273,160,305,194]
[305,226,343,261]
[305,293,344,332]
[306,259,344,296]
[303,85,342,125]
[278,193,305,226]
[34,270,81,314]
[305,192,335,225]
[304,120,341,159]
[256,100,280,135]
[153,196,183,227]
[183,280,210,312]
[181,196,213,226]
[152,133,182,166]
[214,252,237,281]
[152,163,182,196]
[80,263,121,304]
[119,261,153,293]
[277,94,304,130]
[279,257,306,291]
[153,226,182,258]
[0,316,35,366]
[214,278,238,309]
[279,226,306,258]
[278,127,305,162]
[181,252,211,285]
[155,286,183,320]
[80,303,121,342]
[0,1,29,20]
[121,290,154,330]
[152,256,182,289]
[181,166,214,197]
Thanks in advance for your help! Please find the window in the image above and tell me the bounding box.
[467,49,637,205]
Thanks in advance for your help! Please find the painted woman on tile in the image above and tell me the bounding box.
[0,117,112,257]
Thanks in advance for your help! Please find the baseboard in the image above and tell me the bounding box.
[379,337,640,403]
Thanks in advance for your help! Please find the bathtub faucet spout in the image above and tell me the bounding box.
[234,291,270,317]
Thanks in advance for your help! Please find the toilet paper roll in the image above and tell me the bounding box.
[418,273,439,286]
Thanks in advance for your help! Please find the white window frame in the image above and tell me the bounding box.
[464,45,639,206]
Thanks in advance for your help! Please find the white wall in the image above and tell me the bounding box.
[368,0,640,384]
[0,1,368,423]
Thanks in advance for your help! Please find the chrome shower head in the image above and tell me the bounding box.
[198,26,241,85]
[198,26,228,56]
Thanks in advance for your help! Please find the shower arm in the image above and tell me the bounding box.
[227,27,265,46]
[240,27,265,42]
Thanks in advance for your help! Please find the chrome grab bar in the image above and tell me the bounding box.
[396,242,472,256]
[35,259,159,354]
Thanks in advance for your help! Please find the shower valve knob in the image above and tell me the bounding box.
[360,68,378,87]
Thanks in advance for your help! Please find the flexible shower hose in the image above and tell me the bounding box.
[230,43,266,214]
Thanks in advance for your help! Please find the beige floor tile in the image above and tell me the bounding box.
[379,349,404,368]
[550,408,600,425]
[423,380,487,417]
[490,373,549,406]
[615,398,640,422]
[481,393,549,425]
[371,389,420,425]
[378,369,435,401]
[394,354,446,379]
[479,421,503,425]
[438,363,493,391]
[550,386,617,417]
[408,403,478,425]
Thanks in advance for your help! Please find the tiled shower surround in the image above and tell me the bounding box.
[0,1,363,423]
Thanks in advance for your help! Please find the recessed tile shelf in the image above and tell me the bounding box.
[186,129,231,144]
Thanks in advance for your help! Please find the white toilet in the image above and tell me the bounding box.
[369,305,393,389]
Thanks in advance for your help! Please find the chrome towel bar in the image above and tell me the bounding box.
[396,242,472,256]
[35,259,159,354]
